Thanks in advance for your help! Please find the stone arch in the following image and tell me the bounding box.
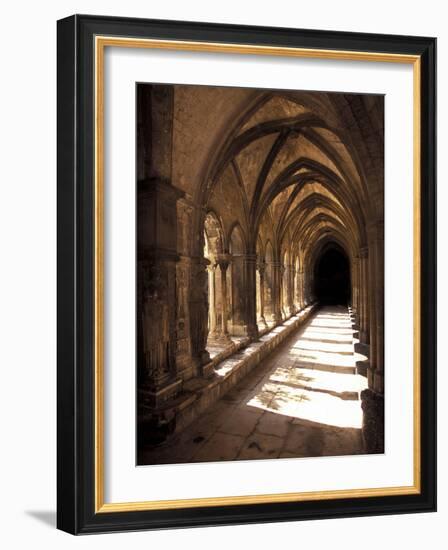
[136,82,385,456]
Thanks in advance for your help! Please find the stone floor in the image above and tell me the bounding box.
[139,306,368,465]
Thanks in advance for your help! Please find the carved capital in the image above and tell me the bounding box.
[216,253,232,271]
[257,260,267,276]
[243,253,258,265]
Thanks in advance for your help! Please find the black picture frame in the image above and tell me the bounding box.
[57,14,436,534]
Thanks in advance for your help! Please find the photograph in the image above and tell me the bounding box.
[136,83,385,466]
[55,13,436,534]
[0,0,441,544]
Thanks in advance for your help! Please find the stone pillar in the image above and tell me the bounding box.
[137,180,185,407]
[303,269,311,306]
[189,255,212,372]
[264,260,275,322]
[359,247,369,344]
[207,262,218,336]
[257,261,268,327]
[351,256,360,323]
[367,239,377,388]
[371,221,384,393]
[216,254,232,344]
[272,261,283,324]
[137,84,188,445]
[361,221,384,454]
[360,388,384,454]
[230,252,255,338]
[287,264,296,316]
[295,268,304,310]
[243,253,259,339]
[280,263,286,319]
[137,84,174,183]
[175,256,193,380]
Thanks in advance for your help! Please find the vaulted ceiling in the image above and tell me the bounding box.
[173,86,383,269]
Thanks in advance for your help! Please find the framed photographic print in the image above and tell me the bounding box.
[57,14,436,534]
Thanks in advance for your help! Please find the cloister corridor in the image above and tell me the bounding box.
[137,84,385,461]
[139,306,368,465]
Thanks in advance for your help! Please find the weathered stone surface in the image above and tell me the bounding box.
[256,412,292,438]
[137,82,384,460]
[139,308,371,465]
[219,409,262,437]
[192,433,245,462]
[238,433,284,460]
[361,388,385,454]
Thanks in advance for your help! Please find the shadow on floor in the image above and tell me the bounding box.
[25,510,56,528]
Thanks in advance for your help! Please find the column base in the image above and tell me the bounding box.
[139,378,182,408]
[258,316,268,329]
[201,361,215,378]
[213,332,233,345]
[245,323,259,341]
[192,350,213,377]
[230,323,249,337]
[137,378,183,445]
[359,330,369,345]
[361,389,384,454]
[272,313,283,325]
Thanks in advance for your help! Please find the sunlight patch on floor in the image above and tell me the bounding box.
[268,365,366,394]
[245,307,366,429]
[247,380,363,428]
[287,348,356,368]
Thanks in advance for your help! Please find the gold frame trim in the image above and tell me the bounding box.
[94,36,421,513]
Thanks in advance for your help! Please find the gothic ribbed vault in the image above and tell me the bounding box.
[136,84,384,461]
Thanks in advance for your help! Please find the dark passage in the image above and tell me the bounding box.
[313,246,351,305]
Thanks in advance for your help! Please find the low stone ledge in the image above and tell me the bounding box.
[144,305,316,443]
[176,306,316,433]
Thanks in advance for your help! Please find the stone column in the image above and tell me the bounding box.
[272,261,283,324]
[137,180,184,408]
[257,261,268,327]
[371,221,384,393]
[367,239,377,389]
[207,262,218,336]
[175,256,193,380]
[216,254,232,344]
[137,84,187,445]
[230,252,254,337]
[287,263,296,316]
[280,263,286,319]
[189,255,212,372]
[351,256,360,324]
[243,253,259,339]
[295,268,304,310]
[359,247,369,344]
[303,269,311,306]
[361,221,384,454]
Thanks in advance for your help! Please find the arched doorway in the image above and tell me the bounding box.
[313,244,351,305]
